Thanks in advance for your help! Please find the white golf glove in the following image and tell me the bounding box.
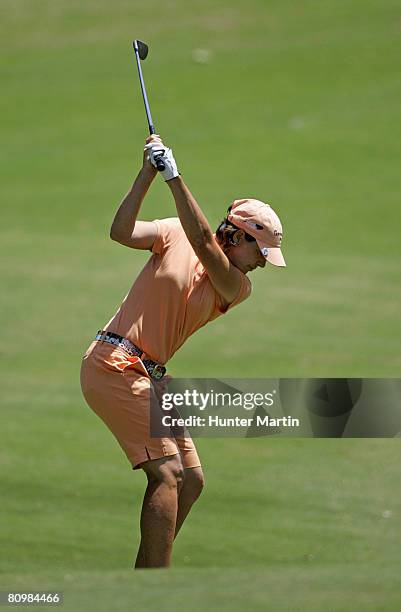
[144,142,179,181]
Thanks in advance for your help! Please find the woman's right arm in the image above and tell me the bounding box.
[110,136,160,250]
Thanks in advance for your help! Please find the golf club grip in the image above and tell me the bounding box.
[154,155,166,171]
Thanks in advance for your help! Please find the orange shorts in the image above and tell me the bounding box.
[80,341,201,470]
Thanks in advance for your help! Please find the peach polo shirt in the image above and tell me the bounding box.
[103,218,252,364]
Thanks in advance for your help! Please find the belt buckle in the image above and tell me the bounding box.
[151,364,166,380]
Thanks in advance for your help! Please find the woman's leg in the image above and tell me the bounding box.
[175,466,205,538]
[135,454,184,568]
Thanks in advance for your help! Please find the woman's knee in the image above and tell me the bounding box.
[184,467,205,499]
[142,454,185,489]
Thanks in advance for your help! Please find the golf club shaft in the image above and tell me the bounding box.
[133,40,165,171]
[133,43,155,134]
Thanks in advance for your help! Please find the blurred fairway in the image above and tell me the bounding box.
[1,0,401,609]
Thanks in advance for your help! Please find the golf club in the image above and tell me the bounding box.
[133,39,165,171]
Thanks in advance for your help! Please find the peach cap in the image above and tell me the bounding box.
[227,198,286,267]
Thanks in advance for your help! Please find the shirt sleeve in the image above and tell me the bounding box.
[151,218,183,256]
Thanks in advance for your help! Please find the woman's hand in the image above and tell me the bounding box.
[142,134,163,177]
[144,135,179,182]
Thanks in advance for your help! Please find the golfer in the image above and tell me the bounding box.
[80,135,286,569]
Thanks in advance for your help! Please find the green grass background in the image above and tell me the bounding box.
[1,0,400,609]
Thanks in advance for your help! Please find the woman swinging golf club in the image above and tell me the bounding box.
[80,135,286,568]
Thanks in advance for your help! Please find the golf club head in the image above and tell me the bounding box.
[134,39,148,60]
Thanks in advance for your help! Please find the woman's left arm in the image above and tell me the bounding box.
[167,176,242,306]
[145,136,243,305]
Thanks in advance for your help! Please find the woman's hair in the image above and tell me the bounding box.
[215,205,256,251]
